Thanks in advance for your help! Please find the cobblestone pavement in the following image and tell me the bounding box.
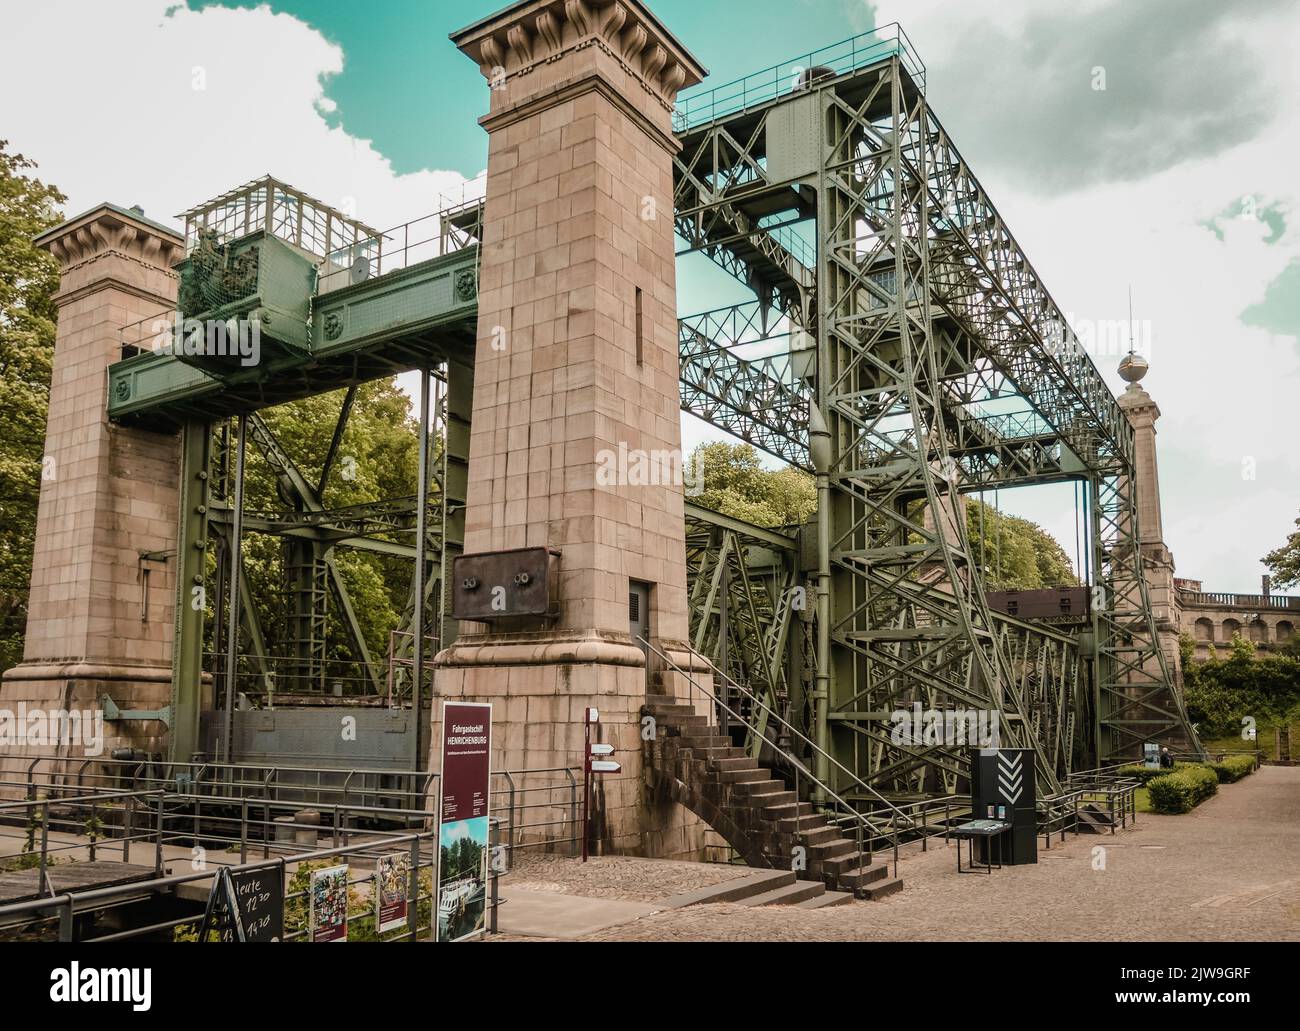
[498,766,1300,941]
[501,853,749,903]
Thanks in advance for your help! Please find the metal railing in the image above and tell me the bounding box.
[5,757,581,859]
[641,636,906,877]
[0,763,579,941]
[673,23,926,132]
[315,177,485,295]
[0,810,446,943]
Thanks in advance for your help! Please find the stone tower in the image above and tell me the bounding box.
[431,0,710,856]
[1116,356,1182,688]
[0,204,185,792]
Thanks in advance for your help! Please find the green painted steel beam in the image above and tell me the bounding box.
[107,247,479,425]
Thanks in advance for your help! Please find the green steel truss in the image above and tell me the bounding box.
[112,29,1198,785]
[670,38,1201,792]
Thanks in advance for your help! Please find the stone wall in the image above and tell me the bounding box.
[0,205,184,798]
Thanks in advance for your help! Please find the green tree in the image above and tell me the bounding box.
[966,499,1078,589]
[688,441,816,526]
[0,143,65,669]
[1183,631,1300,738]
[1262,514,1300,589]
[234,379,423,667]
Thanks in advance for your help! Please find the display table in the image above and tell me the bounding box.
[951,819,1013,874]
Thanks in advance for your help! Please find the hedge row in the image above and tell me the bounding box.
[1117,762,1198,785]
[1146,765,1219,814]
[1207,754,1257,783]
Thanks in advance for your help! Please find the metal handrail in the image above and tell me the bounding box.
[673,23,926,132]
[639,636,902,876]
[683,644,915,831]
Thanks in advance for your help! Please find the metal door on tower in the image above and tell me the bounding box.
[629,581,650,659]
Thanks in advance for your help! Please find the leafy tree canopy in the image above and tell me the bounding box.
[1262,514,1300,589]
[688,441,816,527]
[1181,631,1300,738]
[0,142,65,670]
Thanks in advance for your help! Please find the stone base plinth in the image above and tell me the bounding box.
[430,633,720,859]
[0,661,172,800]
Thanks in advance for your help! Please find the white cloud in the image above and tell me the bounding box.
[0,1,472,236]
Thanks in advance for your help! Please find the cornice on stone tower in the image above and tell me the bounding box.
[452,0,707,114]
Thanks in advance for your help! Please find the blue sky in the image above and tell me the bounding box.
[1,0,1297,592]
[194,0,873,178]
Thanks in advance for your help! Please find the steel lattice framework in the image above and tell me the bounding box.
[671,32,1201,793]
[107,25,1199,790]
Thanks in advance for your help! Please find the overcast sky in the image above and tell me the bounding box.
[1,0,1295,593]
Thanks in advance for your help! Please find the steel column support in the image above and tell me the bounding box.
[168,421,211,762]
[221,414,247,763]
[411,366,431,771]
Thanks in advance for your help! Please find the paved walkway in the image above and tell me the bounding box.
[498,766,1300,941]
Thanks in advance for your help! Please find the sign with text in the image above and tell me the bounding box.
[198,866,283,943]
[310,864,349,943]
[436,701,492,942]
[375,852,410,935]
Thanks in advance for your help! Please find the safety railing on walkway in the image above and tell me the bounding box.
[673,23,926,132]
[0,818,451,943]
[6,757,582,861]
[315,177,484,295]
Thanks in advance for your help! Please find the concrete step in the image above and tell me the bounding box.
[717,767,770,785]
[776,814,834,835]
[735,879,827,907]
[837,863,891,890]
[807,837,857,860]
[642,703,696,720]
[765,802,814,822]
[859,876,904,900]
[709,756,760,772]
[796,824,845,846]
[676,735,734,750]
[734,777,784,796]
[822,848,876,874]
[752,790,798,809]
[661,869,795,908]
[797,889,854,909]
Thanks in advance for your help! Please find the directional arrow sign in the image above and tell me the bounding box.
[590,743,614,756]
[589,760,621,773]
[996,751,1024,804]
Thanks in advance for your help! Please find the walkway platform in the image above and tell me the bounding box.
[0,861,158,905]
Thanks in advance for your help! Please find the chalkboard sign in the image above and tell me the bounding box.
[199,866,284,942]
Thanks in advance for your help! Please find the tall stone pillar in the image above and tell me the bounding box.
[1116,360,1182,689]
[432,0,709,856]
[0,204,185,793]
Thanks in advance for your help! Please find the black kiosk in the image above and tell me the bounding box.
[963,747,1038,868]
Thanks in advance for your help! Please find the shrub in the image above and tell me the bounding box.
[1207,754,1256,783]
[1146,765,1219,814]
[1117,762,1198,785]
